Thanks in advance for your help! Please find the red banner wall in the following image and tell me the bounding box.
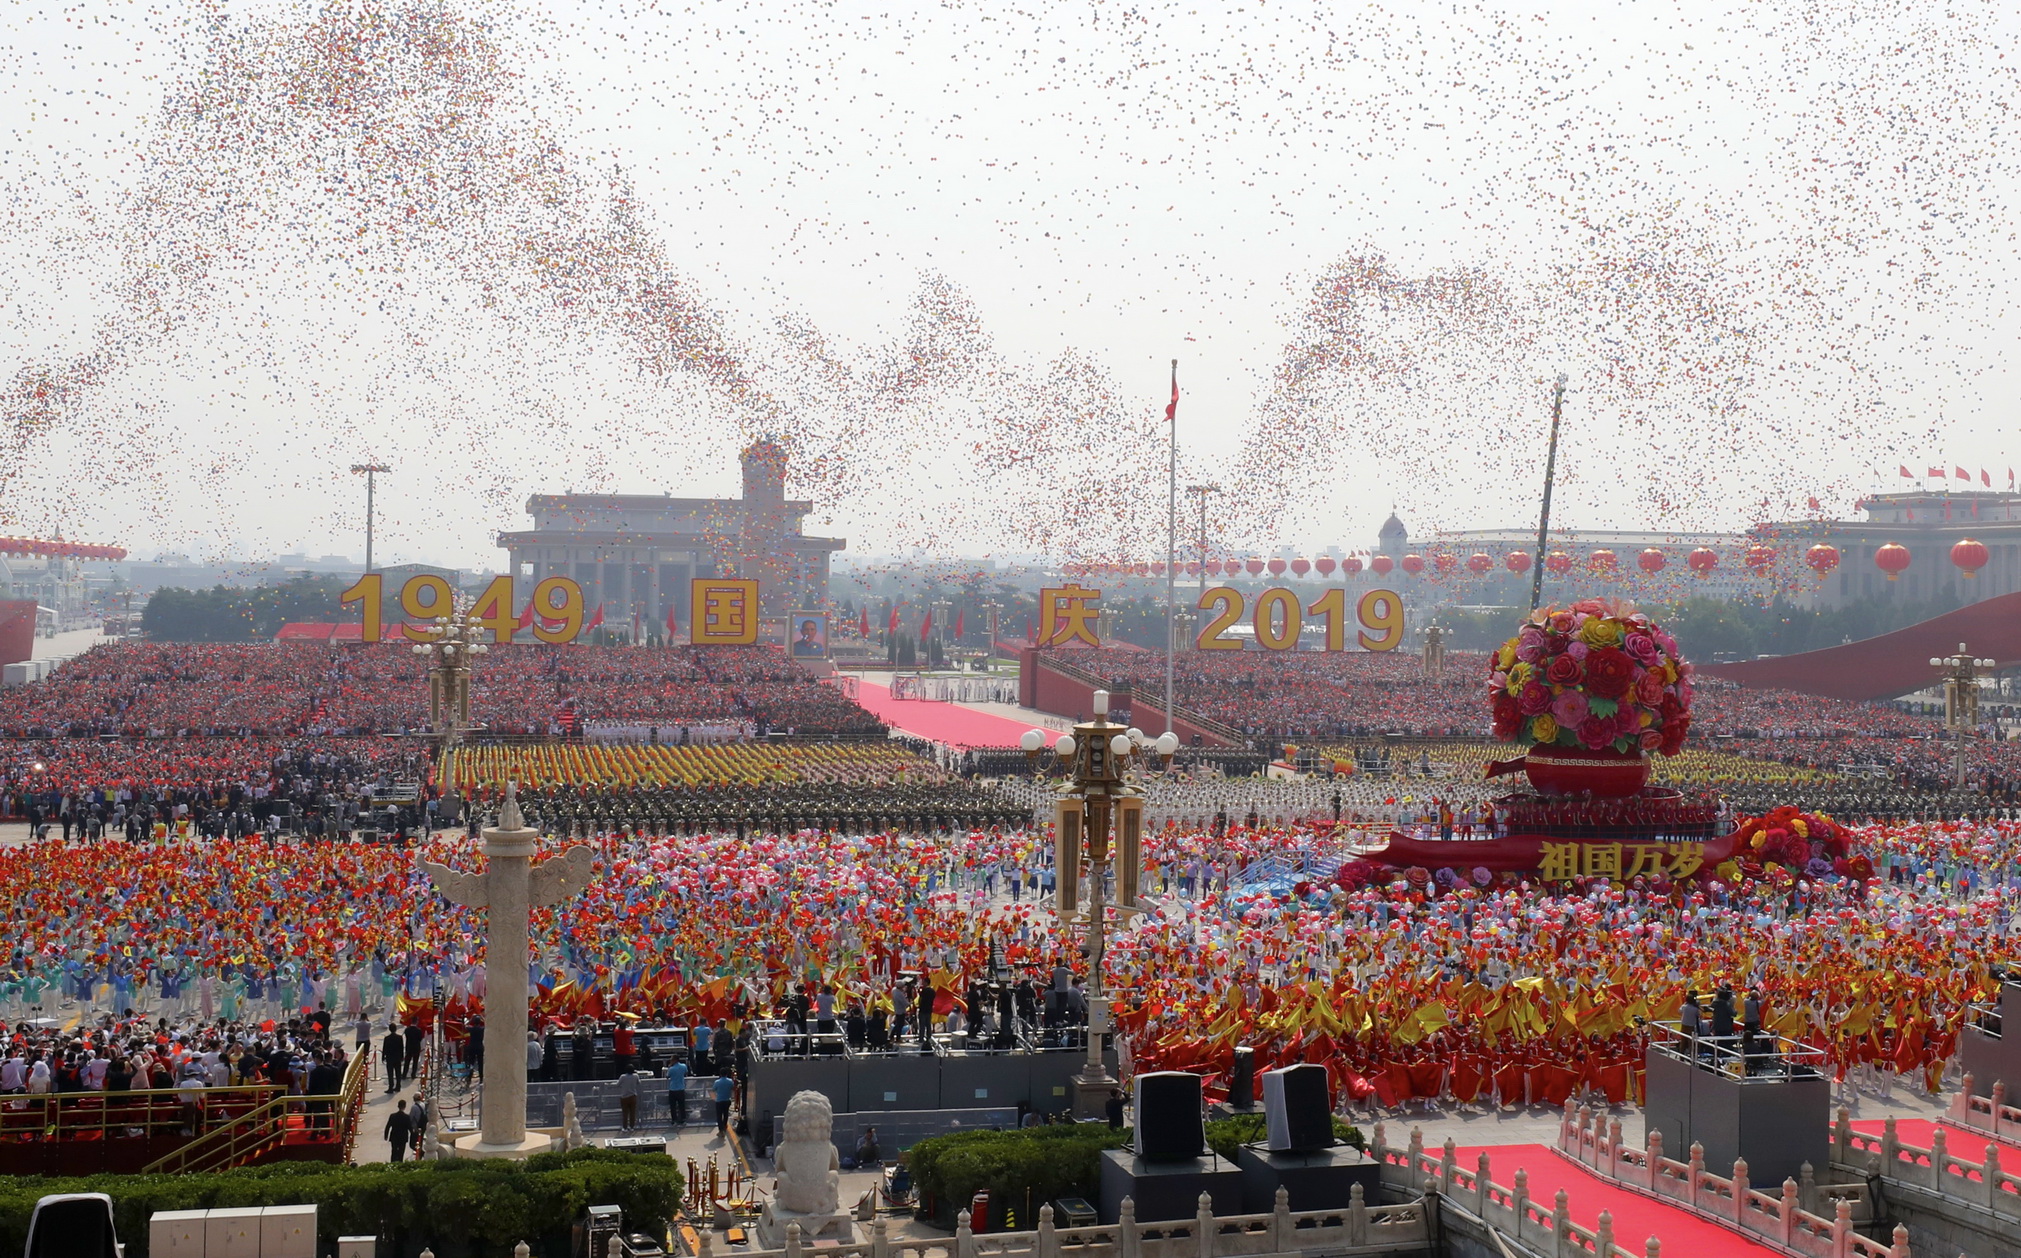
[0,600,35,669]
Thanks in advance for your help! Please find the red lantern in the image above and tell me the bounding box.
[1290,557,1311,577]
[1132,562,1149,577]
[1637,548,1665,575]
[1400,554,1426,575]
[1687,548,1718,577]
[1184,561,1201,576]
[1874,543,1911,581]
[1745,544,1777,576]
[1805,544,1840,578]
[1314,556,1337,577]
[1545,551,1572,574]
[1587,549,1619,574]
[1370,555,1394,576]
[1428,552,1454,575]
[1341,555,1364,576]
[1466,553,1493,574]
[1951,537,1990,579]
[1504,551,1532,574]
[1202,559,1222,576]
[1245,558,1266,576]
[1150,561,1166,577]
[1266,557,1287,577]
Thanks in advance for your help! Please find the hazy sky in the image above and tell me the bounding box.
[1,0,2016,568]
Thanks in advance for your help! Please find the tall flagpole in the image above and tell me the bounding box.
[1164,359,1179,739]
[1529,374,1568,612]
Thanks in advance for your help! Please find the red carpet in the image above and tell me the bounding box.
[1453,1144,1784,1257]
[856,681,1038,748]
[1851,1118,2021,1173]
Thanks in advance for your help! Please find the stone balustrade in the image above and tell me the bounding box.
[1365,1122,1657,1257]
[1833,1106,2021,1225]
[414,1126,1680,1258]
[1556,1103,1909,1258]
[1944,1073,2021,1145]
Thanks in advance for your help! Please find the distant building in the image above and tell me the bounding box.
[495,442,846,633]
[1378,492,2021,610]
[1380,517,1753,601]
[1759,490,2021,608]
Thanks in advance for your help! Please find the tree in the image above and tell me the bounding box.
[141,574,360,642]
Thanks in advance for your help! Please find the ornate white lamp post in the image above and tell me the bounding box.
[1930,644,1997,789]
[1026,691,1177,1117]
[411,609,491,747]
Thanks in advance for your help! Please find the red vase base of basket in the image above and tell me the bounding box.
[1519,743,1650,798]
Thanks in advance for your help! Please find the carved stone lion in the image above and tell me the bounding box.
[773,1090,840,1216]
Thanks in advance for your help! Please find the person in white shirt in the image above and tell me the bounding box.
[0,1053,25,1092]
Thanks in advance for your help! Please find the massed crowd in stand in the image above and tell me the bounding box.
[0,642,887,739]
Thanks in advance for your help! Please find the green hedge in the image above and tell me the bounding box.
[0,1147,681,1258]
[909,1124,1128,1226]
[909,1116,1367,1227]
[1201,1112,1366,1161]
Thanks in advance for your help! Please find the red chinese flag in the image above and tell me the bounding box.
[1929,467,1945,478]
[1982,468,1992,487]
[1955,465,1970,481]
[1899,465,1912,478]
[887,605,900,636]
[665,603,679,637]
[584,603,605,633]
[858,608,870,637]
[517,601,536,630]
[954,610,965,639]
[920,610,933,638]
[1165,362,1179,424]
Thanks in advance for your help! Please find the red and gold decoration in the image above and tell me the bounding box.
[1875,542,1911,581]
[1950,537,1989,579]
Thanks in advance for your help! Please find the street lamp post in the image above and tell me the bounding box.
[350,464,392,574]
[413,609,491,752]
[982,599,1004,670]
[1930,644,1997,790]
[1023,691,1177,1117]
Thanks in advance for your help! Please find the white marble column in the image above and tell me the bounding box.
[421,786,592,1157]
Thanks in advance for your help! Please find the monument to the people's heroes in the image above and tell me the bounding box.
[420,782,595,1157]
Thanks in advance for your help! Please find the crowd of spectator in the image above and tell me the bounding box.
[0,1009,363,1143]
[1063,648,2021,793]
[0,642,887,739]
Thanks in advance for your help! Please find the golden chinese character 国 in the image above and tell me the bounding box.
[690,578,760,645]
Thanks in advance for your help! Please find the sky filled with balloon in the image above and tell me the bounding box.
[1,0,2017,568]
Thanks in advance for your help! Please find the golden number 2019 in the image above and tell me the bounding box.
[1192,586,1405,652]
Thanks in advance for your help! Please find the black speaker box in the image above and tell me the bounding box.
[1261,1063,1332,1152]
[1133,1070,1205,1162]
